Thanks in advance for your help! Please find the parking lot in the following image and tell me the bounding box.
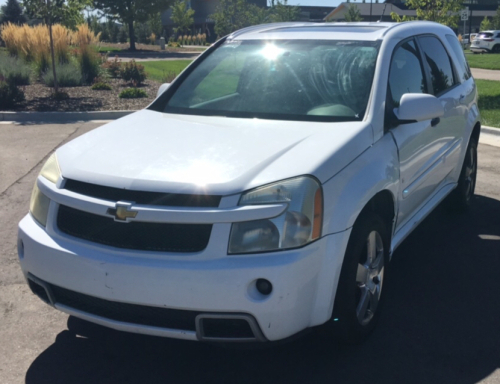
[1,121,500,384]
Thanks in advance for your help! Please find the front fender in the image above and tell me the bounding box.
[322,133,400,235]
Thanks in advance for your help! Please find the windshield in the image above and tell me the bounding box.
[150,39,380,122]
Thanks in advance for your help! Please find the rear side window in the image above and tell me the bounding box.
[418,36,456,96]
[388,39,427,106]
[445,34,472,82]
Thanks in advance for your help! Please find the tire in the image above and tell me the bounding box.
[493,45,500,53]
[326,212,390,344]
[446,138,478,212]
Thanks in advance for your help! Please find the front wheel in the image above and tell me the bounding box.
[326,212,390,344]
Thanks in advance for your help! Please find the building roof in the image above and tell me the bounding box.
[325,2,416,21]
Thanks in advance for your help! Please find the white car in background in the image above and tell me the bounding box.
[470,30,500,53]
[19,21,480,344]
[461,33,477,47]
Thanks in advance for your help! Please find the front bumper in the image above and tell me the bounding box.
[18,214,351,341]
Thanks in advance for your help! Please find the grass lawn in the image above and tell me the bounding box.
[476,79,500,128]
[141,60,192,82]
[466,53,500,70]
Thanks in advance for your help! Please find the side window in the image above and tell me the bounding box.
[388,39,427,106]
[445,34,472,82]
[418,36,456,96]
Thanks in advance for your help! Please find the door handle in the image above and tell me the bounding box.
[431,117,440,127]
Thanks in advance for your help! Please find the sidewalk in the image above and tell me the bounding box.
[471,68,500,81]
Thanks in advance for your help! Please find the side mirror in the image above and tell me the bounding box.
[156,83,171,98]
[394,93,444,123]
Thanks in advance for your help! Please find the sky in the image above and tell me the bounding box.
[0,0,346,9]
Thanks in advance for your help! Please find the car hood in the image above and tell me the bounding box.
[57,110,373,195]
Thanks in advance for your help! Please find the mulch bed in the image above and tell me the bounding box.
[7,78,162,112]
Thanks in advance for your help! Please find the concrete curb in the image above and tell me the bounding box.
[482,126,500,136]
[0,110,136,122]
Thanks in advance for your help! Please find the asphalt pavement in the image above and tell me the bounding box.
[1,121,500,384]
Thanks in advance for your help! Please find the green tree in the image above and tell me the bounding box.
[210,0,266,38]
[107,20,119,42]
[492,6,500,29]
[148,12,163,37]
[344,4,363,22]
[23,0,90,94]
[93,0,174,51]
[135,21,151,44]
[117,25,128,43]
[391,0,462,28]
[170,0,194,36]
[267,0,300,23]
[25,0,90,29]
[480,16,492,31]
[0,0,27,25]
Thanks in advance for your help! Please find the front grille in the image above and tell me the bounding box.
[57,205,212,253]
[64,179,221,207]
[50,283,201,331]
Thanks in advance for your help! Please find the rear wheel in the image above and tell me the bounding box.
[326,212,390,344]
[447,138,477,212]
[493,45,500,53]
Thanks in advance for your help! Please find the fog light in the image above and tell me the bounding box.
[256,279,273,295]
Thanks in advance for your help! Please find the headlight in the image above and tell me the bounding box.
[30,183,50,227]
[228,176,323,254]
[29,153,61,227]
[40,153,61,183]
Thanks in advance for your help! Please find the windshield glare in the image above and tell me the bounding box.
[154,39,379,122]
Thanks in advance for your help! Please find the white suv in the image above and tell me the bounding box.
[470,30,500,53]
[19,21,480,344]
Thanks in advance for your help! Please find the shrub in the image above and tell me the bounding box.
[120,60,147,85]
[91,77,112,90]
[72,24,100,47]
[0,55,31,85]
[78,45,102,84]
[102,55,122,78]
[119,88,147,98]
[0,79,25,110]
[52,24,72,64]
[92,82,112,90]
[43,63,82,87]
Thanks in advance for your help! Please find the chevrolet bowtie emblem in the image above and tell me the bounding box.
[107,201,138,222]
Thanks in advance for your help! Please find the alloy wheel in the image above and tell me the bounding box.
[355,230,385,326]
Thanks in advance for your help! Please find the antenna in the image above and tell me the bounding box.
[379,3,388,22]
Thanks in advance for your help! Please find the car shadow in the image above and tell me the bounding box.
[25,194,500,384]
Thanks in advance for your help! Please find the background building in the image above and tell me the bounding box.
[324,1,499,35]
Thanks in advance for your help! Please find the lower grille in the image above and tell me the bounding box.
[50,283,201,331]
[57,205,212,253]
[27,275,266,341]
